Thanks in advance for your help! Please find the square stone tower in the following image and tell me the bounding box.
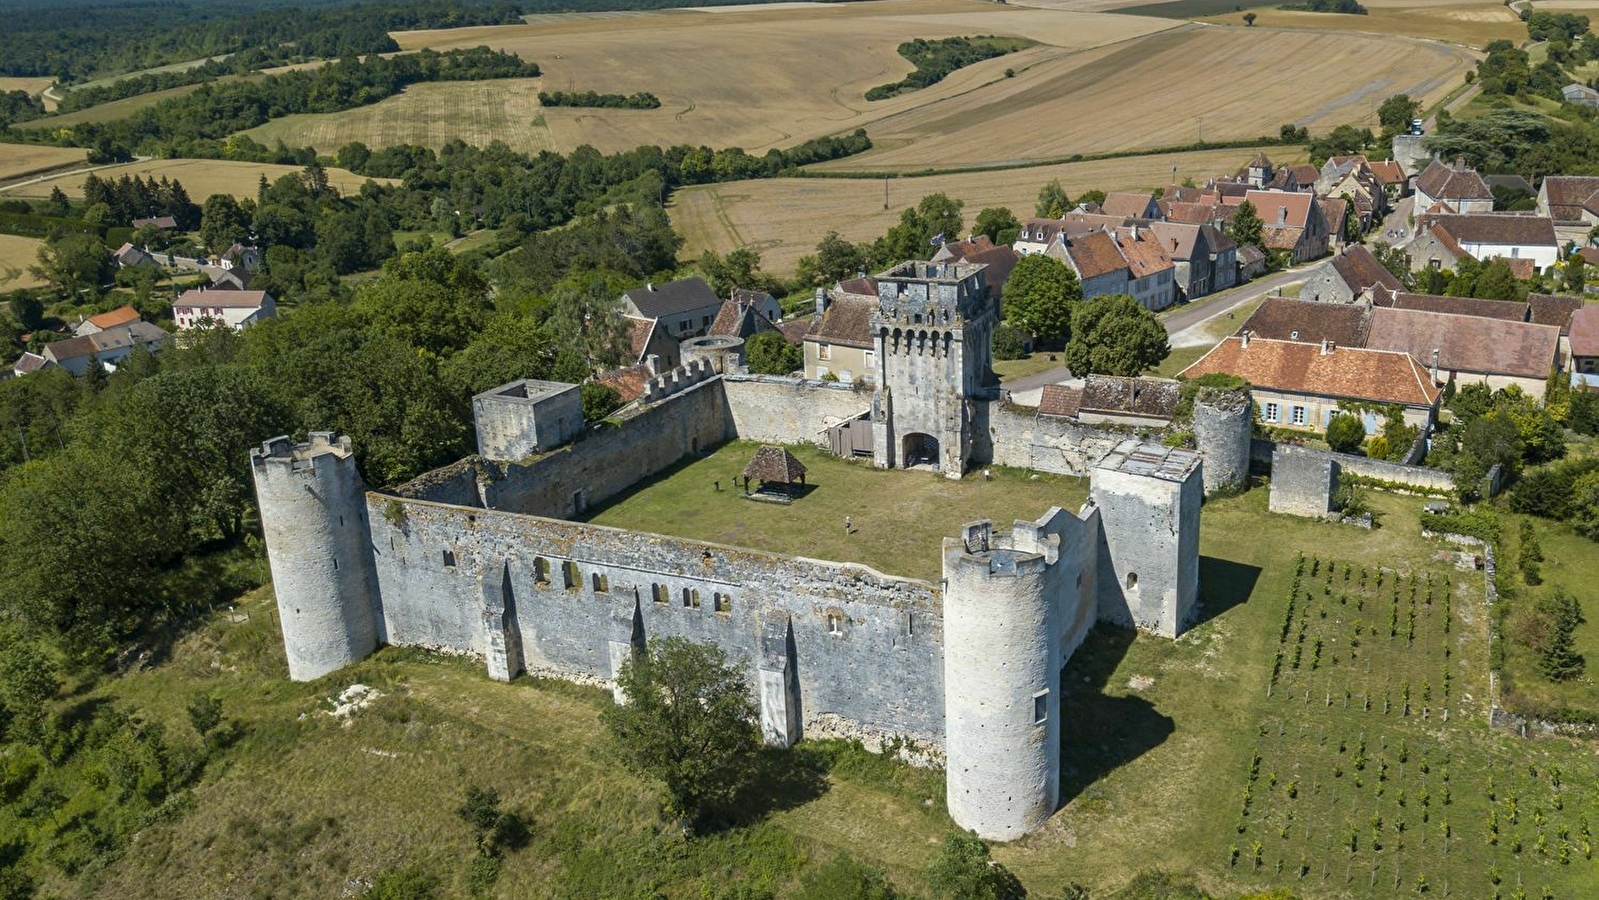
[869,261,997,477]
[1089,440,1202,638]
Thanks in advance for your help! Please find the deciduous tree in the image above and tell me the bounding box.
[925,832,1025,900]
[1325,412,1366,454]
[1035,179,1071,218]
[973,206,1021,245]
[1064,294,1170,376]
[602,637,759,827]
[746,330,803,376]
[1002,254,1079,346]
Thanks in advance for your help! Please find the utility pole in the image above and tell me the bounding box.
[883,177,889,210]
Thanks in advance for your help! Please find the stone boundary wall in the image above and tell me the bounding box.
[367,493,948,748]
[984,402,1146,476]
[722,375,873,447]
[1253,439,1454,492]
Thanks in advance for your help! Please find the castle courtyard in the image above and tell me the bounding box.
[578,440,1089,582]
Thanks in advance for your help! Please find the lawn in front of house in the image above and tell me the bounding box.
[577,440,1088,582]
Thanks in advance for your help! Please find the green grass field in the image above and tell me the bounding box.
[993,351,1068,382]
[1494,506,1599,723]
[579,441,1089,582]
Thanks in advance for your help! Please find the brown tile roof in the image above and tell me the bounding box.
[12,352,46,375]
[1180,336,1440,407]
[1246,190,1314,228]
[1262,226,1305,251]
[1526,294,1586,332]
[1166,201,1223,225]
[131,215,177,230]
[626,317,658,360]
[1038,384,1083,418]
[592,364,652,403]
[1367,160,1406,187]
[1417,213,1557,248]
[1099,192,1155,219]
[1117,231,1174,279]
[85,305,140,329]
[1287,164,1321,188]
[1319,197,1348,234]
[838,276,877,296]
[1571,306,1599,357]
[1424,222,1467,258]
[1147,221,1200,260]
[1018,218,1070,245]
[1366,306,1560,380]
[1579,247,1599,267]
[1380,292,1529,321]
[1065,230,1129,280]
[1163,185,1219,205]
[939,236,1019,290]
[44,334,98,363]
[1079,375,1180,419]
[1497,257,1538,280]
[1415,159,1492,202]
[1240,296,1372,346]
[777,318,812,345]
[1538,175,1599,222]
[1329,245,1402,294]
[708,297,779,340]
[742,445,807,484]
[1238,245,1266,266]
[805,293,875,349]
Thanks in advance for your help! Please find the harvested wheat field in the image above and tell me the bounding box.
[6,159,393,201]
[814,25,1474,171]
[392,0,1175,154]
[1197,3,1523,47]
[240,78,557,155]
[672,145,1306,274]
[0,77,53,98]
[0,235,45,290]
[0,143,89,181]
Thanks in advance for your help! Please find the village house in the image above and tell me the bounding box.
[1053,229,1132,299]
[625,316,679,371]
[1536,175,1599,244]
[1320,197,1351,253]
[1181,333,1441,434]
[1315,155,1389,227]
[130,215,178,231]
[1147,221,1237,299]
[1113,227,1177,311]
[1563,83,1599,107]
[112,243,158,270]
[1570,306,1599,390]
[620,277,724,340]
[173,289,277,331]
[803,286,877,383]
[1239,296,1373,347]
[1298,245,1402,304]
[1412,212,1559,273]
[1097,192,1160,220]
[708,292,785,344]
[1013,218,1073,256]
[932,235,1019,296]
[1246,189,1331,263]
[727,288,781,323]
[41,321,167,376]
[10,352,46,379]
[216,243,262,272]
[1412,158,1494,214]
[1364,306,1561,396]
[72,305,142,338]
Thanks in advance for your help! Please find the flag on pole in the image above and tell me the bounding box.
[929,232,945,246]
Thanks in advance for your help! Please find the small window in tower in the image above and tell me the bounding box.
[827,614,842,636]
[1033,690,1049,725]
[682,588,700,608]
[652,583,668,604]
[534,557,550,585]
[714,593,731,613]
[442,549,456,568]
[339,515,344,527]
[1126,572,1138,589]
[332,558,339,571]
[561,560,579,589]
[593,573,609,593]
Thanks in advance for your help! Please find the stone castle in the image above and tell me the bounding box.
[251,261,1249,840]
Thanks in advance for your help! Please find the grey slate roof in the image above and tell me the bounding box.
[622,277,721,319]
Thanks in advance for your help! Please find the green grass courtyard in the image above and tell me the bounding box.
[579,440,1089,582]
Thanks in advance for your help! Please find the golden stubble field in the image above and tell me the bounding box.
[4,159,393,201]
[376,0,1473,171]
[1198,1,1525,47]
[0,143,89,182]
[671,145,1307,274]
[0,234,46,290]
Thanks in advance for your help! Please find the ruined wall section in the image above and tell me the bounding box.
[722,376,873,446]
[982,402,1145,476]
[1268,444,1340,518]
[1090,442,1203,639]
[368,495,947,746]
[470,379,728,519]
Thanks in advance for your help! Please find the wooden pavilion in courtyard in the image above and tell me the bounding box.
[741,445,807,501]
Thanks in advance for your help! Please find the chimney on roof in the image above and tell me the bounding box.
[1455,157,1465,171]
[1241,329,1250,348]
[1321,339,1335,355]
[1278,206,1288,226]
[815,287,829,318]
[1430,348,1440,384]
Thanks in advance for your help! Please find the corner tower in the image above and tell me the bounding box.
[942,512,1088,840]
[251,433,380,681]
[870,261,997,477]
[1090,440,1202,638]
[1191,387,1253,495]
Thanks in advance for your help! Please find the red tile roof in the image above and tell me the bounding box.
[592,365,652,403]
[1245,190,1314,229]
[1415,159,1492,202]
[1065,230,1129,280]
[1380,292,1529,321]
[1366,306,1560,379]
[84,305,140,329]
[1180,336,1440,407]
[1099,192,1155,219]
[1571,306,1599,358]
[1329,245,1402,294]
[805,293,876,349]
[1038,384,1083,418]
[1526,294,1585,333]
[1240,297,1372,346]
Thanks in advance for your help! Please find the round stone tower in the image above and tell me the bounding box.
[1192,388,1253,495]
[941,521,1060,840]
[679,334,745,374]
[250,432,380,681]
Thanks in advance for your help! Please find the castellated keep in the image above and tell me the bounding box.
[251,261,1241,840]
